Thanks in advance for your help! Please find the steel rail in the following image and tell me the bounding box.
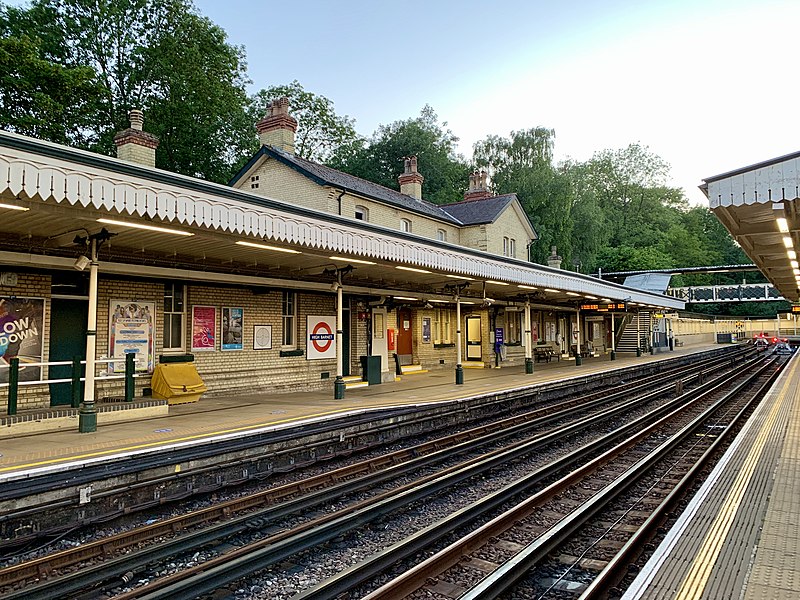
[299,356,768,600]
[577,362,783,598]
[458,359,778,599]
[0,351,732,590]
[107,356,749,600]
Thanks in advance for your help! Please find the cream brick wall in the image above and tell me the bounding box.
[485,206,532,258]
[458,224,489,253]
[238,158,334,214]
[117,144,156,167]
[0,272,51,411]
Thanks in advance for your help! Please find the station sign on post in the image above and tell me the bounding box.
[579,302,627,312]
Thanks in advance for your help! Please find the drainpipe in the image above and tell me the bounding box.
[336,189,345,216]
[575,308,583,366]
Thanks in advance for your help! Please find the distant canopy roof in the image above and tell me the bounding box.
[623,273,672,295]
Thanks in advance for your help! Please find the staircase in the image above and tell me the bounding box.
[616,312,651,352]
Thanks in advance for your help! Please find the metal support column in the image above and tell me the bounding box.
[575,308,582,366]
[636,311,642,357]
[79,238,98,433]
[455,294,463,385]
[334,279,345,400]
[610,311,616,360]
[524,300,533,374]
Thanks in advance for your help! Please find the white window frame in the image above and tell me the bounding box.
[505,311,521,344]
[437,229,447,242]
[503,236,510,256]
[355,205,368,221]
[434,308,452,344]
[400,218,412,233]
[163,283,186,352]
[282,290,297,348]
[509,238,516,258]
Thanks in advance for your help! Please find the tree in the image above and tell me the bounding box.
[250,81,359,164]
[473,128,574,265]
[2,0,255,183]
[330,105,471,205]
[0,32,101,145]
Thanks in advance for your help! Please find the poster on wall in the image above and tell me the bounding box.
[422,317,431,343]
[253,325,272,350]
[307,315,336,360]
[0,296,45,383]
[191,305,217,352]
[109,300,154,373]
[221,307,243,351]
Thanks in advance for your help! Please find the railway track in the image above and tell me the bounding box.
[0,348,763,599]
[0,348,748,555]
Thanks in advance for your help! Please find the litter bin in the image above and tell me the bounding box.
[360,355,382,385]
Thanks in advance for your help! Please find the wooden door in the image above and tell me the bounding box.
[397,308,413,363]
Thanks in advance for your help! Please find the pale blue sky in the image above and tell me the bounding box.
[193,0,800,204]
[9,0,800,203]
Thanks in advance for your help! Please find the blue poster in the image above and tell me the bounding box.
[222,307,243,351]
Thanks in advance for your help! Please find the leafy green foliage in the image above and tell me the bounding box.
[329,106,470,205]
[1,0,255,182]
[250,81,358,164]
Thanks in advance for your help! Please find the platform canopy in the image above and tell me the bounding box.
[0,130,682,311]
[702,150,800,302]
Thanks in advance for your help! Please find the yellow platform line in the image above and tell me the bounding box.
[674,361,797,600]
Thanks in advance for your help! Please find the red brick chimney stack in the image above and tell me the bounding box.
[463,170,491,201]
[256,97,298,154]
[114,109,159,167]
[398,156,424,200]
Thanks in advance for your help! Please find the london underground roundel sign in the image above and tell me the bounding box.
[307,316,336,359]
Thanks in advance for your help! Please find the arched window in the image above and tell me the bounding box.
[437,229,447,242]
[400,218,412,233]
[354,205,368,221]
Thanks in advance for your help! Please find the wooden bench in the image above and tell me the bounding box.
[534,346,554,362]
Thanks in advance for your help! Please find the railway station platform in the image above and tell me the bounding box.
[623,349,800,600]
[0,344,717,477]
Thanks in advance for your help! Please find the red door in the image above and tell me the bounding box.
[397,308,413,361]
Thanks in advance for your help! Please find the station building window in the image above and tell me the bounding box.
[437,229,447,242]
[282,291,297,348]
[505,310,521,344]
[163,283,185,351]
[509,238,516,258]
[400,218,412,233]
[355,205,368,221]
[434,308,452,344]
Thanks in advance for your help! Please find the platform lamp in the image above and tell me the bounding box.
[73,228,116,433]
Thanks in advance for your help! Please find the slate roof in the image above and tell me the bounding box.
[231,145,464,225]
[440,194,517,225]
[229,145,539,234]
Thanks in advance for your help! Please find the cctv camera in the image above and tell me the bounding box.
[73,255,91,271]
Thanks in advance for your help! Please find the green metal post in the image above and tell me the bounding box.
[125,353,135,402]
[71,356,82,408]
[7,357,19,416]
